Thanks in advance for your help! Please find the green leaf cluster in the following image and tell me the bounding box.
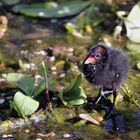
[2,63,86,117]
[59,74,87,106]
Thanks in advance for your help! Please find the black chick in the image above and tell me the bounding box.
[83,42,128,114]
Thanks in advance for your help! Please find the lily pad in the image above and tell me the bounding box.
[2,73,34,96]
[2,72,55,97]
[0,0,20,5]
[2,73,24,86]
[11,1,91,18]
[10,92,39,117]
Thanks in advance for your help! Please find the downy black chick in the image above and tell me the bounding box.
[83,42,128,117]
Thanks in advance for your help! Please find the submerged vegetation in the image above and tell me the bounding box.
[0,0,140,139]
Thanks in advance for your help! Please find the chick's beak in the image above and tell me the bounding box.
[84,56,95,64]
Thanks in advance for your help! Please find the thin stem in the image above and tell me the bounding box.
[41,61,52,111]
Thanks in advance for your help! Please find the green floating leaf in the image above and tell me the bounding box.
[2,73,24,86]
[10,92,39,117]
[60,74,87,106]
[3,73,34,96]
[3,72,55,98]
[11,1,91,18]
[119,2,140,43]
[67,97,86,105]
[17,76,34,97]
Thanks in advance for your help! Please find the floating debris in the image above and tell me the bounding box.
[63,133,75,138]
[79,113,100,125]
[50,66,57,71]
[36,132,55,138]
[25,129,30,133]
[68,48,74,52]
[49,56,55,62]
[36,138,42,140]
[1,134,14,140]
[35,50,47,56]
[59,73,65,78]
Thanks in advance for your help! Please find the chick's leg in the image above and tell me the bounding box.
[95,88,113,104]
[105,90,117,120]
[94,88,102,104]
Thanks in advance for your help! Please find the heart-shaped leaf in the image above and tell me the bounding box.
[17,76,34,96]
[10,92,39,117]
[3,73,34,96]
[2,73,24,86]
